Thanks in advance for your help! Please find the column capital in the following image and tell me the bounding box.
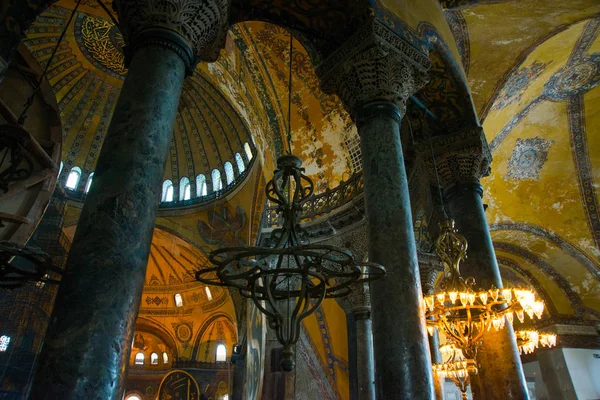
[113,0,229,72]
[316,20,430,118]
[417,126,492,192]
[347,282,371,316]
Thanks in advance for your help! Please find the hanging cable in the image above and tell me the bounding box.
[18,0,82,124]
[96,0,119,28]
[428,132,448,220]
[286,31,294,155]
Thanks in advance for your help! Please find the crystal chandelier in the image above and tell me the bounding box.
[515,330,557,355]
[433,343,477,400]
[424,219,546,359]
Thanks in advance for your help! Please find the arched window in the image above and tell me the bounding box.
[205,287,213,301]
[216,344,227,362]
[212,169,223,192]
[134,352,144,365]
[224,162,234,185]
[0,335,10,352]
[196,174,207,197]
[235,153,245,174]
[179,177,191,201]
[162,180,174,202]
[65,167,81,190]
[84,172,94,194]
[174,293,183,308]
[163,352,169,364]
[244,142,253,161]
[150,352,159,365]
[125,394,142,400]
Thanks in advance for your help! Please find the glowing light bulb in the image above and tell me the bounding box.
[449,292,458,304]
[501,289,512,302]
[468,293,476,305]
[437,292,446,304]
[516,310,525,323]
[427,326,435,336]
[459,292,468,307]
[425,296,435,311]
[506,312,514,325]
[490,289,499,302]
[479,292,488,305]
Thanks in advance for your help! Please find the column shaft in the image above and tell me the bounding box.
[30,44,186,399]
[429,330,445,400]
[354,311,376,400]
[358,102,434,400]
[446,183,528,400]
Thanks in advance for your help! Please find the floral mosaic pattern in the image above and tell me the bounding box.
[506,137,553,180]
[492,60,551,111]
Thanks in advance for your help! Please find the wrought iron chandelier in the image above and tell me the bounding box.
[424,219,546,360]
[433,343,477,400]
[0,241,62,288]
[196,32,384,371]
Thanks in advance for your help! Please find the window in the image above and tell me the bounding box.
[222,396,229,400]
[134,352,144,365]
[163,352,169,364]
[224,162,234,185]
[125,395,142,400]
[205,287,213,301]
[196,174,207,197]
[216,344,227,362]
[244,142,253,161]
[179,177,191,201]
[162,180,174,202]
[343,128,362,172]
[235,153,245,174]
[65,166,81,190]
[151,352,159,365]
[212,169,223,192]
[84,172,94,194]
[0,335,10,352]
[174,293,183,308]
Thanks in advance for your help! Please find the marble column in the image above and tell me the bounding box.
[348,283,376,400]
[317,21,434,400]
[30,1,228,399]
[422,127,529,400]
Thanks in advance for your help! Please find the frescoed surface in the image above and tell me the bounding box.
[246,301,266,400]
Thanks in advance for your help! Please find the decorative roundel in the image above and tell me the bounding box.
[176,323,193,342]
[74,14,127,78]
[158,370,200,400]
[516,148,538,169]
[543,55,600,100]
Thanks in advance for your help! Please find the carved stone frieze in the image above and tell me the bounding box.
[417,126,493,191]
[316,20,430,117]
[113,0,229,68]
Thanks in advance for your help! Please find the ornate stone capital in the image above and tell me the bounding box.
[348,282,371,315]
[418,252,444,296]
[113,0,229,70]
[316,20,430,118]
[417,126,492,192]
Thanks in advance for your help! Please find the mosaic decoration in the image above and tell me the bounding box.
[197,205,247,248]
[506,137,553,180]
[74,14,127,77]
[145,296,169,306]
[543,54,600,101]
[172,321,194,343]
[444,10,470,75]
[414,207,434,252]
[492,60,551,111]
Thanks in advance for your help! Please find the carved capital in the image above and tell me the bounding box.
[348,282,371,314]
[317,20,430,117]
[418,252,444,296]
[417,126,492,191]
[113,0,229,70]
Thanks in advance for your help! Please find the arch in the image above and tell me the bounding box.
[65,166,81,190]
[196,174,207,197]
[191,313,238,360]
[212,169,223,192]
[135,317,179,360]
[84,172,94,194]
[244,142,253,161]
[224,161,234,185]
[151,352,159,365]
[134,352,144,365]
[179,177,191,201]
[216,343,227,362]
[235,153,245,174]
[162,180,174,202]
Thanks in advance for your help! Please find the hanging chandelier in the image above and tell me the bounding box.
[433,343,477,400]
[0,241,62,288]
[515,330,557,355]
[196,155,384,371]
[423,219,546,359]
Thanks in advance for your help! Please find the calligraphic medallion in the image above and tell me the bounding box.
[158,370,200,400]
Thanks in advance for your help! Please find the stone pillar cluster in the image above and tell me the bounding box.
[317,20,435,400]
[420,127,529,400]
[30,1,228,399]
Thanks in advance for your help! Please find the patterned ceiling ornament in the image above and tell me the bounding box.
[543,54,600,101]
[172,321,194,343]
[506,137,554,180]
[113,0,229,70]
[492,60,551,111]
[75,14,127,77]
[316,20,431,117]
[416,126,492,192]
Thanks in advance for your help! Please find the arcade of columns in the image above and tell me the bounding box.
[28,1,529,399]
